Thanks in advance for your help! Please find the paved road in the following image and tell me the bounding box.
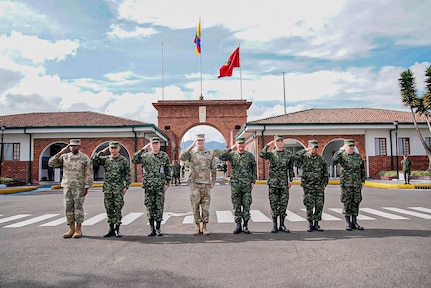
[1,182,430,288]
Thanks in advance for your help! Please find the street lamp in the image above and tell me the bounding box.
[393,120,399,179]
[0,125,5,184]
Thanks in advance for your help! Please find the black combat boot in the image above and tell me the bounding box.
[314,220,323,232]
[155,220,163,236]
[103,223,115,237]
[271,217,278,233]
[148,217,156,237]
[351,215,364,230]
[279,216,290,233]
[243,220,250,234]
[345,216,352,231]
[114,224,122,237]
[233,222,242,234]
[307,221,314,232]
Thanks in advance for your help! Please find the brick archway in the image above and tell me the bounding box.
[153,100,252,160]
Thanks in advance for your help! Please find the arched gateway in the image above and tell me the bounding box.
[153,100,252,160]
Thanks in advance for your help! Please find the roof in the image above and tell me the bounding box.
[0,111,149,129]
[248,108,427,125]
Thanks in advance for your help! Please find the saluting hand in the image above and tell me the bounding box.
[60,145,70,154]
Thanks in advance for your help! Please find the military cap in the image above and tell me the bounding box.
[308,139,318,148]
[274,135,284,141]
[345,139,355,146]
[236,137,245,144]
[109,141,120,147]
[69,139,81,146]
[196,133,205,140]
[150,137,160,143]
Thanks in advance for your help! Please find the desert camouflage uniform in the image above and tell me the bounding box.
[180,146,216,223]
[332,150,365,216]
[132,149,171,221]
[259,146,294,218]
[48,151,93,225]
[219,149,257,223]
[295,149,329,221]
[91,151,131,225]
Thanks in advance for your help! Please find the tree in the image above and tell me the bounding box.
[399,65,431,171]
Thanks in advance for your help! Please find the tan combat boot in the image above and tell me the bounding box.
[63,223,75,238]
[202,223,210,235]
[73,223,82,238]
[193,223,201,235]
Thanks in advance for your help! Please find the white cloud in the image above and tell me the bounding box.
[106,23,158,39]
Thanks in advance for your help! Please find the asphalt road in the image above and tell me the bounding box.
[1,181,430,288]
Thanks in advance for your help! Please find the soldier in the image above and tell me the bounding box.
[132,137,171,236]
[259,135,294,233]
[332,139,366,231]
[91,141,131,237]
[48,139,93,239]
[401,155,411,184]
[219,137,257,234]
[295,140,329,232]
[171,160,181,186]
[180,133,216,235]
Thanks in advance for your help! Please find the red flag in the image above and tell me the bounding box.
[218,47,240,78]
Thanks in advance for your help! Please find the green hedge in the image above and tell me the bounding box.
[377,171,431,177]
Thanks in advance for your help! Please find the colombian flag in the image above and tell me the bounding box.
[194,19,201,55]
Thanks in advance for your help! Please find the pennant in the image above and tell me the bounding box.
[218,47,240,78]
[193,20,201,55]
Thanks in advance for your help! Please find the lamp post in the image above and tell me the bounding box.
[393,120,399,180]
[0,125,5,184]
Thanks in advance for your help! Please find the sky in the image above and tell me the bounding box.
[1,0,430,143]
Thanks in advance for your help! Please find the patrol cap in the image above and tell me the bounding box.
[345,139,355,146]
[150,137,160,143]
[308,140,318,148]
[69,139,81,146]
[274,135,284,141]
[236,137,245,144]
[109,141,120,148]
[196,133,205,140]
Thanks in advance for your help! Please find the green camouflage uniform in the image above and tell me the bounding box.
[171,163,181,185]
[132,149,171,221]
[48,151,93,225]
[295,149,328,221]
[259,146,294,218]
[332,150,366,216]
[180,146,216,224]
[219,149,257,223]
[401,158,411,184]
[91,152,131,225]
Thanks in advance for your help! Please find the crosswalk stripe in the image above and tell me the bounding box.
[360,208,409,219]
[300,209,341,221]
[83,213,107,226]
[122,213,144,225]
[182,215,194,224]
[328,208,376,220]
[0,214,31,224]
[382,207,431,219]
[216,210,235,223]
[409,207,431,214]
[4,214,59,228]
[250,210,272,222]
[40,217,67,226]
[285,210,306,222]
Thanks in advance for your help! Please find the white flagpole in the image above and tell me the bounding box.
[161,42,165,100]
[199,17,203,100]
[239,44,243,100]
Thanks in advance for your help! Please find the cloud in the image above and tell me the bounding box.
[106,23,158,39]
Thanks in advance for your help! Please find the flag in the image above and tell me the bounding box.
[218,47,240,78]
[193,20,201,55]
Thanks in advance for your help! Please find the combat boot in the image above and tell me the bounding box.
[73,223,82,238]
[351,215,364,230]
[193,223,201,235]
[63,223,75,238]
[307,221,314,232]
[148,217,156,237]
[155,220,162,236]
[345,216,352,231]
[114,224,122,237]
[271,217,278,233]
[104,223,115,237]
[233,222,242,234]
[202,223,210,235]
[279,216,290,233]
[314,220,323,232]
[243,220,250,234]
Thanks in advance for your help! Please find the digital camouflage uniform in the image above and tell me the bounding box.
[401,157,411,184]
[171,162,181,185]
[219,149,257,224]
[91,151,131,225]
[295,149,328,222]
[49,151,93,225]
[180,145,216,224]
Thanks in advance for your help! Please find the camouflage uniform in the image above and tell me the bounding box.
[401,157,411,184]
[219,149,256,224]
[49,151,93,225]
[171,162,181,185]
[132,149,171,222]
[180,145,216,224]
[91,151,131,225]
[295,149,328,222]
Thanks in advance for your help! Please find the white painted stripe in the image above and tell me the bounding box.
[122,213,144,225]
[329,208,375,220]
[360,208,408,220]
[0,214,31,224]
[40,217,67,226]
[300,209,341,221]
[250,210,272,222]
[83,213,107,225]
[216,210,235,223]
[409,207,431,214]
[383,207,431,219]
[182,215,194,224]
[161,212,171,224]
[285,210,306,222]
[4,214,59,228]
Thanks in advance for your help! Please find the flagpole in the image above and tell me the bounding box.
[199,17,203,100]
[161,42,165,100]
[239,44,242,100]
